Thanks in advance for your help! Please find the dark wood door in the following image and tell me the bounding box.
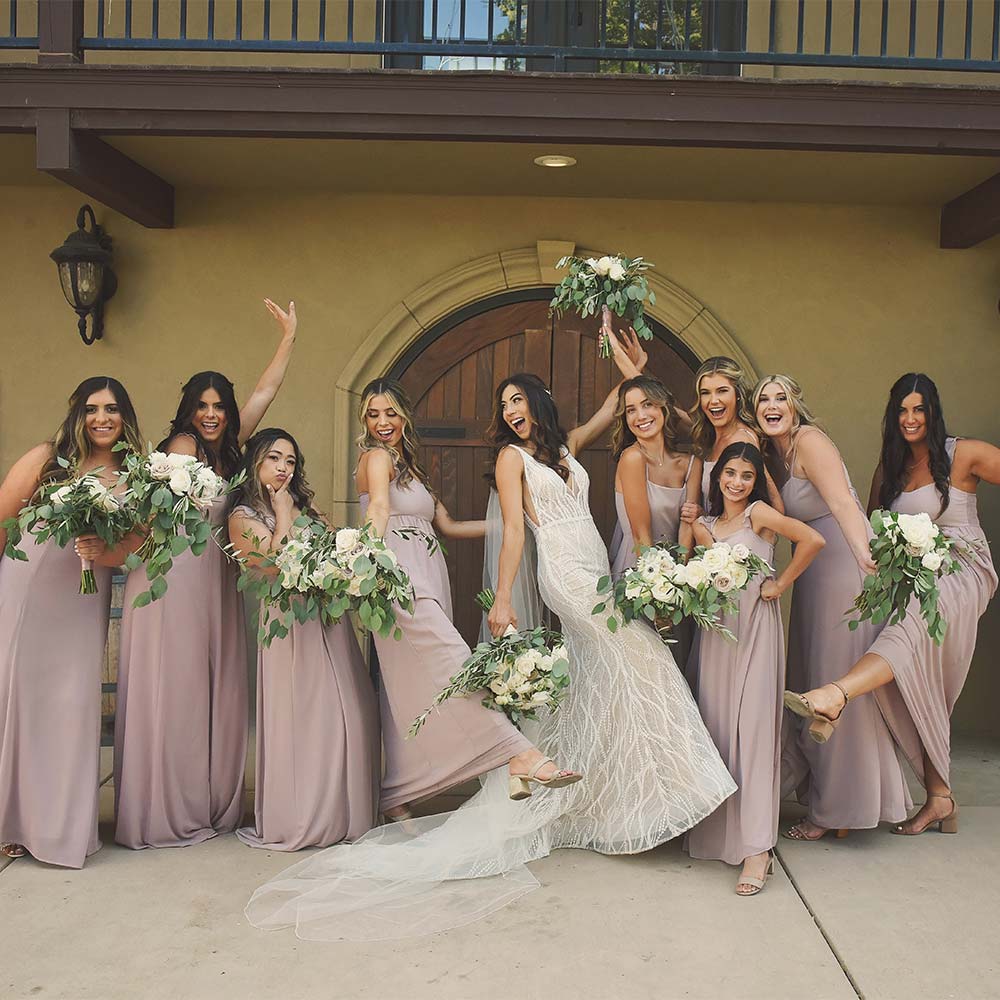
[396,297,696,646]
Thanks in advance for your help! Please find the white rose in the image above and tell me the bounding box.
[166,452,195,469]
[515,682,534,696]
[550,645,568,663]
[494,694,512,706]
[921,551,943,572]
[50,484,73,509]
[489,678,507,695]
[513,652,535,677]
[656,550,676,570]
[624,581,644,600]
[538,654,554,673]
[897,513,936,555]
[684,559,710,588]
[335,528,361,554]
[651,579,677,604]
[347,576,363,597]
[669,564,689,587]
[730,564,749,590]
[147,452,173,480]
[702,546,731,573]
[529,692,551,705]
[168,468,193,495]
[588,256,612,277]
[713,571,735,594]
[606,259,626,282]
[195,467,223,499]
[101,491,120,513]
[731,543,750,562]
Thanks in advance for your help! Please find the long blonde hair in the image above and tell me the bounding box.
[356,378,430,490]
[611,375,680,459]
[689,356,756,458]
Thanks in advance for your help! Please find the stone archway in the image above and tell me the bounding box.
[331,241,753,523]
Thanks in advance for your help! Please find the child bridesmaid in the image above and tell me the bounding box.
[230,429,379,850]
[685,443,823,895]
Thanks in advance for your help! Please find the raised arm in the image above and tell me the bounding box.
[434,502,486,540]
[487,447,527,637]
[618,448,653,553]
[751,502,825,601]
[238,299,298,446]
[796,429,875,574]
[567,328,646,456]
[0,443,49,556]
[360,449,394,539]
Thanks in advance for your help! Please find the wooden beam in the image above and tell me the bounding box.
[35,109,175,229]
[3,66,1000,157]
[940,172,1000,249]
[37,0,84,66]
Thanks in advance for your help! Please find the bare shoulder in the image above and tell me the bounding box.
[796,426,839,461]
[617,444,645,472]
[165,433,199,457]
[733,423,760,445]
[496,444,524,473]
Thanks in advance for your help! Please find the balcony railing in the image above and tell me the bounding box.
[3,0,999,75]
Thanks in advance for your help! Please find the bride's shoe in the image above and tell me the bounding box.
[509,757,583,801]
[783,681,849,744]
[890,793,959,836]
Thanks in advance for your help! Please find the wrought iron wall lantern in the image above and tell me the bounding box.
[50,204,117,346]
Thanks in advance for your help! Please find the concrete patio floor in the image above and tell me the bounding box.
[2,736,997,1000]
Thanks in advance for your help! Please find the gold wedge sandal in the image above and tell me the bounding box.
[783,681,849,744]
[890,793,959,836]
[509,756,583,801]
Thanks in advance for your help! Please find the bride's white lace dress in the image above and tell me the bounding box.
[245,446,735,941]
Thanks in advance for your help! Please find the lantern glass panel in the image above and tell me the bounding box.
[58,261,104,309]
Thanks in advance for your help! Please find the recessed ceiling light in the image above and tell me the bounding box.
[534,154,577,168]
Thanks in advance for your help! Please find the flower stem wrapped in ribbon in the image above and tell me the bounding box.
[848,509,962,645]
[408,589,570,737]
[116,444,245,607]
[237,516,415,647]
[550,254,655,358]
[593,540,773,642]
[1,460,132,594]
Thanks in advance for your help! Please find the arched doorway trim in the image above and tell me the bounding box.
[332,244,752,521]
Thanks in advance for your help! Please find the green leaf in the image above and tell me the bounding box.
[169,533,189,557]
[150,575,168,601]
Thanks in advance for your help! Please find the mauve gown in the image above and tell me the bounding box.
[235,507,380,851]
[780,448,911,828]
[114,496,249,848]
[610,454,696,667]
[359,476,532,812]
[0,535,110,867]
[686,502,783,865]
[869,438,997,788]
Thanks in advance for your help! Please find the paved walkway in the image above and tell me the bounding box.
[1,737,996,1000]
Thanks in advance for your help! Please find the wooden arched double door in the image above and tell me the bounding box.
[393,295,697,646]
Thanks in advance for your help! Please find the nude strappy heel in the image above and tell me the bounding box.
[509,757,583,801]
[891,793,959,836]
[783,681,849,744]
[782,823,849,842]
[736,853,774,897]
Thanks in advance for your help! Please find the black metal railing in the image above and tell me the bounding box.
[3,1,999,75]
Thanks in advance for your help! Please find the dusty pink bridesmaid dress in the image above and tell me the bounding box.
[780,444,911,829]
[359,476,532,812]
[234,507,380,851]
[686,502,783,865]
[0,535,111,867]
[869,438,997,788]
[114,496,248,848]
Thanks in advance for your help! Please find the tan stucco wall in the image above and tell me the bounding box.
[1,183,998,735]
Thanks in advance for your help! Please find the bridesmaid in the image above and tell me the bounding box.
[754,375,910,841]
[0,377,143,866]
[115,299,298,849]
[231,429,379,850]
[686,443,823,895]
[785,373,999,836]
[355,378,579,821]
[609,375,700,666]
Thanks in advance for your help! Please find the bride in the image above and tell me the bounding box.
[245,329,735,942]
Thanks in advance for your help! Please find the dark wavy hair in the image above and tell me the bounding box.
[160,371,242,477]
[486,373,568,486]
[707,442,769,517]
[39,376,143,492]
[612,375,680,460]
[878,373,950,517]
[235,427,317,518]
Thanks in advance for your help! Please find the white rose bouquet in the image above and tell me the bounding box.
[848,509,961,644]
[1,460,132,594]
[116,445,244,607]
[550,253,655,358]
[593,540,773,642]
[238,515,414,647]
[408,590,570,736]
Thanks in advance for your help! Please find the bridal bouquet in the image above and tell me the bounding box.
[550,254,655,357]
[594,541,773,641]
[408,590,570,736]
[117,446,243,607]
[1,461,132,593]
[848,509,961,644]
[238,516,414,647]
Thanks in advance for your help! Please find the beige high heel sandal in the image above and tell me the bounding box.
[736,853,774,897]
[782,823,850,842]
[509,756,583,801]
[891,793,959,836]
[783,681,849,744]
